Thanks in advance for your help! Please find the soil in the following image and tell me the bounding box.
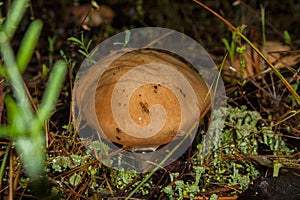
[238,169,300,200]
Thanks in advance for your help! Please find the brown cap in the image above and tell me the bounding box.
[92,49,211,149]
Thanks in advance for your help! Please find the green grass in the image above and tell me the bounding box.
[0,0,67,198]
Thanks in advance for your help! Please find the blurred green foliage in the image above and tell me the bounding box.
[0,0,67,198]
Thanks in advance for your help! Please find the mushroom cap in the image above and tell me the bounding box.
[92,49,211,148]
[73,49,211,149]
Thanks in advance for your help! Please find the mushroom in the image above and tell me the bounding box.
[73,49,211,151]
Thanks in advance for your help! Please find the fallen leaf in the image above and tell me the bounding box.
[70,4,115,30]
[222,41,299,82]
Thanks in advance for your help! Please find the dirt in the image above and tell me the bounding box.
[238,169,300,200]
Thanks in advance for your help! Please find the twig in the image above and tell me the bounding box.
[192,0,300,105]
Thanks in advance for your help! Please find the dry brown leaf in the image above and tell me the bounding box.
[222,41,299,82]
[70,4,115,30]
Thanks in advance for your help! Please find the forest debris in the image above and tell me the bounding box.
[222,41,299,82]
[70,4,115,30]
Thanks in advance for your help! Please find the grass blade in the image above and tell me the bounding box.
[0,32,34,122]
[4,0,30,40]
[16,19,43,74]
[38,61,67,124]
[192,0,300,105]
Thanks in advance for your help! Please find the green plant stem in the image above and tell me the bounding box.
[192,0,300,105]
[18,61,67,180]
[126,122,198,199]
[212,53,227,98]
[0,0,67,198]
[16,19,43,74]
[273,162,282,177]
[38,61,67,125]
[0,127,11,137]
[3,0,30,40]
[271,109,300,128]
[0,142,10,189]
[0,32,34,123]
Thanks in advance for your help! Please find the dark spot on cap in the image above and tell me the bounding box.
[116,127,121,134]
[139,102,149,114]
